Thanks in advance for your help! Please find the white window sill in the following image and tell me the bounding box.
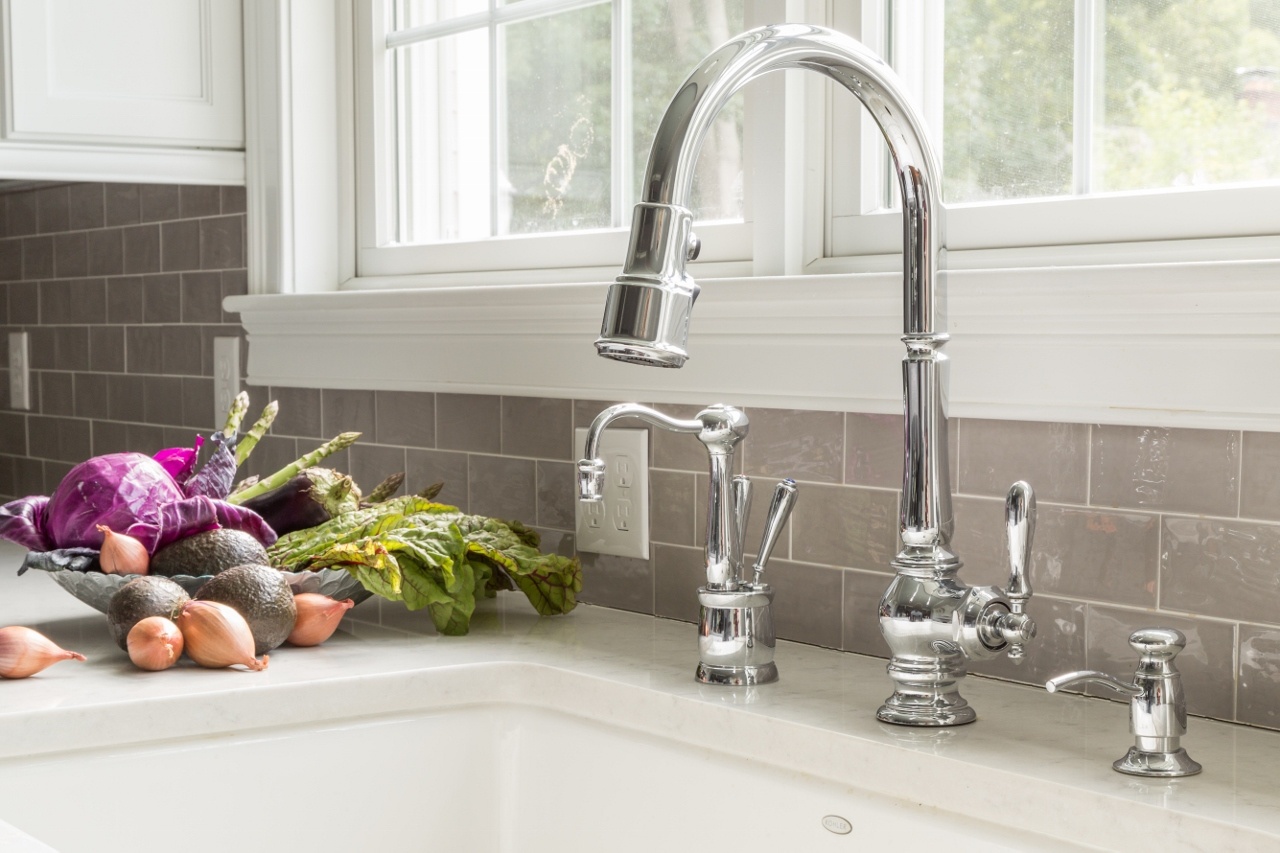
[228,254,1280,431]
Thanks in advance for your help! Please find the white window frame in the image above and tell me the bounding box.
[826,1,1280,271]
[351,0,759,286]
[234,0,1280,432]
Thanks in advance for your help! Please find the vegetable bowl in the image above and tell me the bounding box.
[23,554,371,614]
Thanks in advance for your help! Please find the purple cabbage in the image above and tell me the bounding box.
[0,451,276,556]
[182,433,237,500]
[153,435,204,483]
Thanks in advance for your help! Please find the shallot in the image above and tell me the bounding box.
[287,594,354,646]
[0,626,86,678]
[175,601,268,671]
[126,616,184,671]
[96,525,149,575]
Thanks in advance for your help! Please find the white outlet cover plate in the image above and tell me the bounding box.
[574,427,650,560]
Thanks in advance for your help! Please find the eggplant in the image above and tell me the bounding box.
[239,469,359,536]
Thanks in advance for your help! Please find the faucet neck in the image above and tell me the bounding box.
[636,23,945,335]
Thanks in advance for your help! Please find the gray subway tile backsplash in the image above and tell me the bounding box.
[1238,624,1280,729]
[1161,516,1280,624]
[468,454,537,521]
[437,393,501,453]
[1242,431,1280,522]
[959,418,1089,503]
[744,407,844,484]
[1090,424,1240,517]
[2,181,1280,733]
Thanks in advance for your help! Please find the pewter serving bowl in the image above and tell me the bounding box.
[44,566,372,614]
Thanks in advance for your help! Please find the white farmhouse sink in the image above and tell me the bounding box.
[0,702,1077,852]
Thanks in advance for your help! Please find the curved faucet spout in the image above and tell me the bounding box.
[651,24,943,334]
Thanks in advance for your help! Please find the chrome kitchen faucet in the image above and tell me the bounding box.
[591,24,1038,725]
[578,404,797,685]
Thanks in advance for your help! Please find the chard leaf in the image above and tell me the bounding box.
[425,561,476,635]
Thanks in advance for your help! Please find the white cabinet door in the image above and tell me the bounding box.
[5,0,243,148]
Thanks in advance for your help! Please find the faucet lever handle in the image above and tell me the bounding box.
[751,479,797,584]
[1002,481,1036,659]
[731,475,752,577]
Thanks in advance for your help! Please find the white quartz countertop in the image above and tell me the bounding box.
[1,542,1278,851]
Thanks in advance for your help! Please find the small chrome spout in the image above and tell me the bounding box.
[578,403,748,589]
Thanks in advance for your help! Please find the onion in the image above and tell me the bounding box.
[0,626,86,678]
[175,601,268,671]
[96,525,149,575]
[126,616,184,671]
[287,594,354,646]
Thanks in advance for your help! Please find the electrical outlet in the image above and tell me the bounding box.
[8,332,30,411]
[212,337,241,423]
[574,427,649,559]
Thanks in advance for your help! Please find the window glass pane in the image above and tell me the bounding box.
[501,5,613,234]
[941,0,1075,202]
[632,0,746,221]
[1098,0,1280,191]
[396,30,492,244]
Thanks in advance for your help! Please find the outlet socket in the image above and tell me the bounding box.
[212,337,241,423]
[8,332,30,411]
[574,427,650,559]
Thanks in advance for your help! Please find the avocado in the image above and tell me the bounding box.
[150,529,269,578]
[195,563,297,655]
[106,576,191,651]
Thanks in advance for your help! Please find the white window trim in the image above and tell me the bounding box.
[235,0,1280,433]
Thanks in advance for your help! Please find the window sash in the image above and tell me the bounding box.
[362,0,755,280]
[828,0,1280,267]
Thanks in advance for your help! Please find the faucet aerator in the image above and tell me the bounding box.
[595,342,687,368]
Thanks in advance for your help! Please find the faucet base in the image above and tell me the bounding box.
[696,661,779,686]
[697,585,777,686]
[876,654,977,727]
[1113,747,1202,778]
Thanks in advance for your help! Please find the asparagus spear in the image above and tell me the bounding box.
[365,472,405,504]
[235,400,279,466]
[221,391,250,439]
[227,431,361,504]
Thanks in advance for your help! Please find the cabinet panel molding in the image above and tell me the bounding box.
[4,0,243,148]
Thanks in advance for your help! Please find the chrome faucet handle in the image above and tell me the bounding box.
[1046,628,1202,778]
[732,475,752,578]
[751,479,797,584]
[1002,481,1036,659]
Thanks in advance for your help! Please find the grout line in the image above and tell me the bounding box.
[1084,423,1093,507]
[1237,429,1245,518]
[1233,622,1240,722]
